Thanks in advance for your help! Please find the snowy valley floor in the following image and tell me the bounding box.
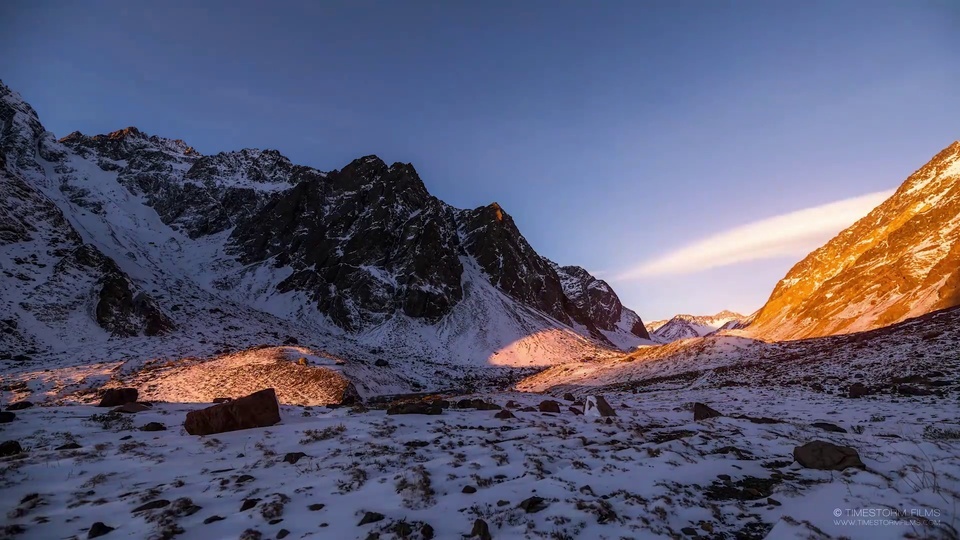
[1,386,958,540]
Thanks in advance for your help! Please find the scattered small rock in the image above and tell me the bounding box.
[374,359,390,367]
[693,402,723,421]
[56,442,82,450]
[562,393,575,402]
[386,402,442,415]
[0,411,16,423]
[283,452,307,464]
[462,485,477,494]
[897,385,933,396]
[212,397,232,404]
[277,529,290,539]
[140,422,166,432]
[470,519,492,540]
[421,523,435,539]
[585,395,616,417]
[569,407,583,415]
[203,515,225,524]
[848,383,868,398]
[358,511,384,526]
[237,474,256,484]
[494,410,514,420]
[87,522,114,538]
[308,503,325,511]
[518,496,548,513]
[241,498,260,511]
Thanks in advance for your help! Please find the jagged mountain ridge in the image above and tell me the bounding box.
[744,141,960,341]
[643,311,744,343]
[0,80,650,372]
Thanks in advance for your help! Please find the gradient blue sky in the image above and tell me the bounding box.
[3,0,958,321]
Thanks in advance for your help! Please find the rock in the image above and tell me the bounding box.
[358,511,384,526]
[470,519,492,540]
[277,529,290,539]
[462,485,477,494]
[518,496,548,513]
[793,440,865,471]
[112,402,151,414]
[584,395,616,417]
[297,357,309,366]
[420,523,435,539]
[374,359,389,367]
[212,397,232,404]
[140,422,166,432]
[848,383,868,398]
[0,411,16,423]
[562,392,575,402]
[56,442,82,450]
[505,400,519,408]
[283,452,307,464]
[767,497,781,506]
[240,498,260,511]
[496,500,509,507]
[6,401,33,411]
[569,407,583,415]
[897,385,933,396]
[811,422,847,433]
[239,530,262,540]
[184,388,281,436]
[393,522,412,536]
[681,527,698,536]
[236,474,255,484]
[693,402,723,421]
[98,388,139,407]
[307,503,325,511]
[538,400,561,413]
[283,336,299,345]
[132,500,170,512]
[88,522,114,538]
[386,401,442,415]
[0,440,23,456]
[203,515,225,524]
[494,410,514,419]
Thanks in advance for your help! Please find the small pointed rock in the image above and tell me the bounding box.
[88,522,114,538]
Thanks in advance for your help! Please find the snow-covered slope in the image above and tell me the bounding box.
[744,142,960,341]
[644,311,744,343]
[0,80,648,390]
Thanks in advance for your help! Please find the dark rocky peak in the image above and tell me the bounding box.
[185,147,320,188]
[459,202,571,325]
[553,264,622,329]
[0,81,47,173]
[228,155,464,331]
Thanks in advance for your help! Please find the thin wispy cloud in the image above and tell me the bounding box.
[617,189,895,280]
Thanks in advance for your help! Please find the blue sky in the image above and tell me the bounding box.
[3,0,958,321]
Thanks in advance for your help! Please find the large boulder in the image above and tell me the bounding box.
[584,395,617,417]
[386,401,442,415]
[0,440,23,456]
[848,383,868,398]
[184,388,281,436]
[693,403,724,421]
[98,388,139,407]
[793,440,865,471]
[538,400,561,413]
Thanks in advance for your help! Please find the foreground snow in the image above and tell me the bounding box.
[1,386,957,540]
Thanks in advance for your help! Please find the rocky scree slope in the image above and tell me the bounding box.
[744,142,960,341]
[0,80,649,375]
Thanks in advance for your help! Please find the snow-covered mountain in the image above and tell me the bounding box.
[744,142,960,341]
[644,310,744,343]
[0,80,651,388]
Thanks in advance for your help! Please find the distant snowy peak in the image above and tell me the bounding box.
[745,141,960,341]
[647,311,745,343]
